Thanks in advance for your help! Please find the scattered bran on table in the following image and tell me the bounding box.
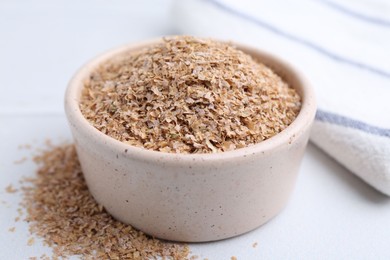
[14,156,28,164]
[80,36,301,154]
[5,184,18,193]
[27,237,35,246]
[8,227,16,232]
[20,144,190,259]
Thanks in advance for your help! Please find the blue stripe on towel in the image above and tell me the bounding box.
[317,0,390,28]
[206,0,390,79]
[316,109,390,138]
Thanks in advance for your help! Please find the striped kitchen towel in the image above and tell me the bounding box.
[172,0,390,195]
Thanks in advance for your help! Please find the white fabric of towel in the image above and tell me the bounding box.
[172,0,390,195]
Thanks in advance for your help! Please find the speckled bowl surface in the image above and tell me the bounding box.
[64,38,316,242]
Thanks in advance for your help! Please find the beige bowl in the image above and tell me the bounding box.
[65,38,316,242]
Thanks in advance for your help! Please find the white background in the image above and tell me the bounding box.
[1,1,390,259]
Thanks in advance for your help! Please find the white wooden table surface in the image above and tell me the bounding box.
[1,1,390,259]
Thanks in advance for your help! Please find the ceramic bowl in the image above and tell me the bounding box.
[64,38,316,242]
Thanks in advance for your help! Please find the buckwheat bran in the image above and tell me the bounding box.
[80,36,301,153]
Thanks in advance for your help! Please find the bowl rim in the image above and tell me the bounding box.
[65,37,317,164]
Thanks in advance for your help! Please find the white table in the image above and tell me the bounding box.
[1,1,390,259]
